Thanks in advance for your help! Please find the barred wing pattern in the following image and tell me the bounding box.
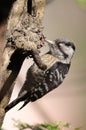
[5,54,70,112]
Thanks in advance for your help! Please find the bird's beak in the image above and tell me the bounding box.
[45,39,55,45]
[39,39,54,56]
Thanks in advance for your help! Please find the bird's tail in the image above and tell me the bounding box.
[18,98,30,110]
[5,92,29,113]
[5,98,21,113]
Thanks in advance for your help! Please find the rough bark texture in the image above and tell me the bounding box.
[0,0,46,126]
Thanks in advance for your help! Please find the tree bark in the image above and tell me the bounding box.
[0,0,46,126]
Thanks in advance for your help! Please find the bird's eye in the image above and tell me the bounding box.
[66,42,75,50]
[65,43,71,47]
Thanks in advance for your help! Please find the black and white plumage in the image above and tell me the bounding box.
[5,39,75,112]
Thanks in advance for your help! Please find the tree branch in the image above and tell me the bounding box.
[0,0,46,126]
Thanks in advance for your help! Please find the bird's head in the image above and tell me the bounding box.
[45,39,75,64]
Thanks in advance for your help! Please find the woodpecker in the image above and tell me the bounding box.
[5,39,75,112]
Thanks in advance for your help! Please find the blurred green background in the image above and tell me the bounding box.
[3,1,86,130]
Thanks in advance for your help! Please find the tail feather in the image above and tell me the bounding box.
[5,98,20,113]
[5,92,28,112]
[18,98,30,110]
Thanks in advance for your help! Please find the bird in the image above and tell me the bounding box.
[5,38,75,112]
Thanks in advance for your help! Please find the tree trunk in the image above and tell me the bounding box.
[0,0,46,126]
